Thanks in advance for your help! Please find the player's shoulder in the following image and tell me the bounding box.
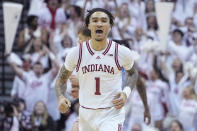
[112,41,140,61]
[111,40,131,52]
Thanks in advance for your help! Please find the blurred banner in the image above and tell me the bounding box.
[3,2,23,54]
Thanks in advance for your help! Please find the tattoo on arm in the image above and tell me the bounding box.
[55,66,72,97]
[125,65,139,91]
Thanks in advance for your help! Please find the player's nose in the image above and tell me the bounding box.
[96,21,103,27]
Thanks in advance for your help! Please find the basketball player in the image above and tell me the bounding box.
[56,8,151,130]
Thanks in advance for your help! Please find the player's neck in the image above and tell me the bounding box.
[90,39,107,51]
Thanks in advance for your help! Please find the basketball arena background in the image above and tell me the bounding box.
[0,0,197,131]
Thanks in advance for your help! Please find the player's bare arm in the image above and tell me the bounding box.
[126,66,151,124]
[137,76,151,124]
[55,65,72,113]
[125,65,139,91]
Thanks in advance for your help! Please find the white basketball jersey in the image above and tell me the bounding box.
[64,39,135,109]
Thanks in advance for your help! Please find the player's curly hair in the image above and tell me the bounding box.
[85,8,114,27]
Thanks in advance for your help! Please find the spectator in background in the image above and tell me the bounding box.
[14,98,33,131]
[7,48,59,112]
[32,101,54,131]
[112,2,137,39]
[172,0,196,27]
[146,69,170,129]
[128,0,146,29]
[168,58,183,85]
[125,83,154,130]
[28,0,46,16]
[77,26,91,44]
[145,0,155,14]
[60,0,71,19]
[28,38,50,69]
[11,58,31,99]
[145,13,158,40]
[50,33,73,65]
[169,71,190,116]
[75,0,104,12]
[184,17,196,46]
[18,15,48,53]
[167,29,192,62]
[188,32,197,64]
[38,0,66,30]
[1,102,19,131]
[65,99,79,131]
[65,5,83,45]
[193,2,197,29]
[103,0,117,14]
[178,86,197,131]
[131,27,148,70]
[131,123,142,131]
[169,120,183,131]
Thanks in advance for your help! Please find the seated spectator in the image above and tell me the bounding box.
[18,15,48,53]
[32,101,54,131]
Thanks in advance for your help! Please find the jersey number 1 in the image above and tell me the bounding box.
[95,77,101,95]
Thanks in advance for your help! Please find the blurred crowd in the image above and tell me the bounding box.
[1,0,197,131]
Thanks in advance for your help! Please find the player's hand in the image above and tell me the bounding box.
[112,92,127,109]
[144,107,151,125]
[58,95,71,114]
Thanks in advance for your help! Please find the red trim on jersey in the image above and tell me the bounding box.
[115,43,122,70]
[76,44,82,72]
[118,124,122,131]
[103,40,112,55]
[80,105,112,110]
[86,41,94,55]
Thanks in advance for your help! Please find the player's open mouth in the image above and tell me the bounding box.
[96,30,103,34]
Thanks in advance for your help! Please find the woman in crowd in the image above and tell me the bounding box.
[32,101,54,131]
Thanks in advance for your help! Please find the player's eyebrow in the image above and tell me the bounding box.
[91,17,108,20]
